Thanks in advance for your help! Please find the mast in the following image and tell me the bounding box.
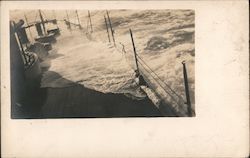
[75,10,82,29]
[129,29,139,72]
[24,13,33,40]
[88,10,93,32]
[39,9,46,35]
[104,15,110,43]
[66,10,71,29]
[182,61,192,116]
[106,10,116,46]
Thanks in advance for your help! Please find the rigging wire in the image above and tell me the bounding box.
[136,59,184,107]
[136,54,185,102]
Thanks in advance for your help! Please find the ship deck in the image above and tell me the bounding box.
[12,72,162,119]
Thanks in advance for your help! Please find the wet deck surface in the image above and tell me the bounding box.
[12,73,162,118]
[41,85,162,118]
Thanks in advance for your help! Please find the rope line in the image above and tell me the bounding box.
[136,59,183,107]
[136,54,185,102]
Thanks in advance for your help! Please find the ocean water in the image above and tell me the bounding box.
[10,10,195,113]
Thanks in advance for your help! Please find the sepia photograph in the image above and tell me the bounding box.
[9,9,195,118]
[2,1,249,157]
